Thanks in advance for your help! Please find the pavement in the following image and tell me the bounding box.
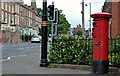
[2,53,91,74]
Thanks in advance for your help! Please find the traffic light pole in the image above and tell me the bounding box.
[40,0,49,67]
[55,23,57,35]
[51,21,53,42]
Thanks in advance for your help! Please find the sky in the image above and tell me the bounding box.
[24,0,105,30]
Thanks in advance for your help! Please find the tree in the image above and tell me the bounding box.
[37,8,43,18]
[76,30,82,37]
[37,8,71,35]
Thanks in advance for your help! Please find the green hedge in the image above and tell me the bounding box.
[49,36,93,65]
[49,35,120,66]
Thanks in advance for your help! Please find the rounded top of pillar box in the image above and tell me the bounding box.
[91,12,112,18]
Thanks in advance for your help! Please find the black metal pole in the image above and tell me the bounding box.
[40,0,49,67]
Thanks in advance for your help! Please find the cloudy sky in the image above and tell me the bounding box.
[24,0,105,30]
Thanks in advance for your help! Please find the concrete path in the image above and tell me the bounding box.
[2,53,91,74]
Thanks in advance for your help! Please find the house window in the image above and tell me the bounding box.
[31,12,32,18]
[21,7,23,15]
[31,19,32,26]
[12,4,14,13]
[15,15,17,24]
[5,3,7,10]
[18,5,19,13]
[5,13,7,23]
[1,2,4,9]
[1,11,4,22]
[18,15,19,25]
[9,14,11,24]
[9,4,11,12]
[12,15,14,24]
[29,19,30,26]
[15,4,17,12]
[29,11,30,17]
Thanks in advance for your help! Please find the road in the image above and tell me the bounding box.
[2,42,50,60]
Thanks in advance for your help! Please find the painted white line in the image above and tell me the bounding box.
[19,54,27,57]
[26,47,30,49]
[19,48,24,50]
[31,47,34,48]
[13,45,15,46]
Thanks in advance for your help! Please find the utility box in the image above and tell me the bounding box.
[91,13,112,74]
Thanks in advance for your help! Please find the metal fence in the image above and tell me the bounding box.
[50,36,120,67]
[109,35,120,67]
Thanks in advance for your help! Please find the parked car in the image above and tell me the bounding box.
[31,35,41,43]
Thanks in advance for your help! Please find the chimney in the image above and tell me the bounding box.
[31,0,37,10]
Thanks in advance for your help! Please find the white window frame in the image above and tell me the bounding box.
[15,15,17,24]
[1,11,4,22]
[12,15,14,25]
[9,14,11,24]
[18,15,19,25]
[29,19,30,26]
[5,13,7,23]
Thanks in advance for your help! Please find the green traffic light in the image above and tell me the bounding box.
[50,16,52,19]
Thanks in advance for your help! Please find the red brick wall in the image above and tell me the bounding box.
[0,30,20,43]
[111,2,119,38]
[11,31,21,43]
[0,30,11,43]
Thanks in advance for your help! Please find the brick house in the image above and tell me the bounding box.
[72,28,77,37]
[77,24,82,32]
[102,0,120,38]
[0,0,41,36]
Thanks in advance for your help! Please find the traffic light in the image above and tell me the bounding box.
[53,10,59,24]
[48,5,54,21]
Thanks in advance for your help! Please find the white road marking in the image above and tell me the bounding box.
[31,47,34,48]
[26,47,30,49]
[13,45,15,46]
[18,48,24,50]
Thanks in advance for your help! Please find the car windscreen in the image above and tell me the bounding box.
[33,36,39,38]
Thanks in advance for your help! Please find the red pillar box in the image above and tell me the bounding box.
[91,13,112,74]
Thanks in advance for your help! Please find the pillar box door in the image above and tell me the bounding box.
[91,13,112,74]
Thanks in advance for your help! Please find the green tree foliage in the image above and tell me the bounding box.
[76,30,82,37]
[37,8,71,35]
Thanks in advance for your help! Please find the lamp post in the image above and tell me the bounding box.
[81,0,85,37]
[85,3,92,38]
[40,0,49,67]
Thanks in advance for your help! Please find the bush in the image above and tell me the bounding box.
[49,36,93,65]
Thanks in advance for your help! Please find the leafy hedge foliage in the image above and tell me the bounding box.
[49,36,93,65]
[49,35,120,66]
[108,38,120,66]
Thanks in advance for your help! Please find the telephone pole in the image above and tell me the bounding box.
[82,0,85,37]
